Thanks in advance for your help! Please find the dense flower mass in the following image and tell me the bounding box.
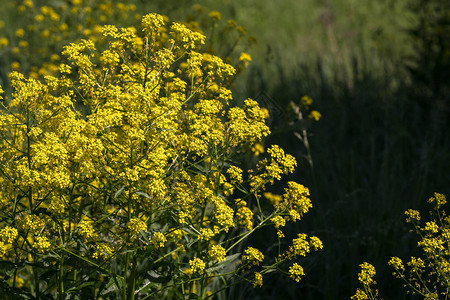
[0,10,321,299]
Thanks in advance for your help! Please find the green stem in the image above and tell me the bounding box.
[226,212,275,253]
[33,253,40,299]
[58,255,64,299]
[127,254,137,300]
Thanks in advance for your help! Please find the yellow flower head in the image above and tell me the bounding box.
[0,227,18,244]
[289,263,305,282]
[242,247,264,267]
[253,272,263,287]
[152,232,167,248]
[208,244,226,262]
[300,96,313,108]
[189,257,205,275]
[428,192,446,208]
[15,28,25,38]
[34,236,51,253]
[93,243,113,259]
[405,209,420,223]
[357,262,376,286]
[308,110,322,121]
[209,11,222,22]
[239,52,252,67]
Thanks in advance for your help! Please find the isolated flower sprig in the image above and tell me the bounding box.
[351,193,449,300]
[388,193,449,299]
[0,13,321,299]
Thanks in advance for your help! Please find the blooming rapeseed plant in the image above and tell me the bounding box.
[0,11,321,299]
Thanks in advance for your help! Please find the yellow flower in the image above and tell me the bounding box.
[35,14,44,22]
[235,201,253,230]
[407,256,425,273]
[209,11,221,22]
[152,232,167,248]
[351,289,369,300]
[15,28,25,38]
[405,209,420,223]
[253,272,263,287]
[34,236,51,253]
[310,236,323,251]
[41,30,50,38]
[199,228,215,240]
[308,110,322,121]
[24,0,33,8]
[242,247,264,267]
[189,257,205,275]
[388,256,405,273]
[300,95,313,108]
[357,262,376,286]
[128,218,147,235]
[227,166,243,183]
[428,192,446,208]
[93,243,113,259]
[0,38,9,47]
[208,244,226,262]
[0,242,6,256]
[251,143,264,156]
[289,263,305,282]
[0,227,18,244]
[424,221,439,233]
[271,216,286,229]
[288,233,310,258]
[18,40,29,48]
[239,52,252,67]
[78,219,97,241]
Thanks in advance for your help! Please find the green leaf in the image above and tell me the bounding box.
[145,270,172,284]
[100,276,124,296]
[207,253,241,273]
[114,185,126,199]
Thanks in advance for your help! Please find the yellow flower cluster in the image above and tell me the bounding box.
[208,244,226,262]
[93,243,113,259]
[405,209,421,223]
[33,236,51,253]
[351,262,378,300]
[18,214,46,234]
[78,220,97,241]
[358,262,376,285]
[189,257,206,275]
[128,218,147,235]
[428,192,447,208]
[0,226,18,244]
[242,247,264,267]
[253,272,263,287]
[152,232,167,248]
[288,263,305,282]
[0,0,138,80]
[235,200,254,230]
[283,233,323,261]
[351,289,369,300]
